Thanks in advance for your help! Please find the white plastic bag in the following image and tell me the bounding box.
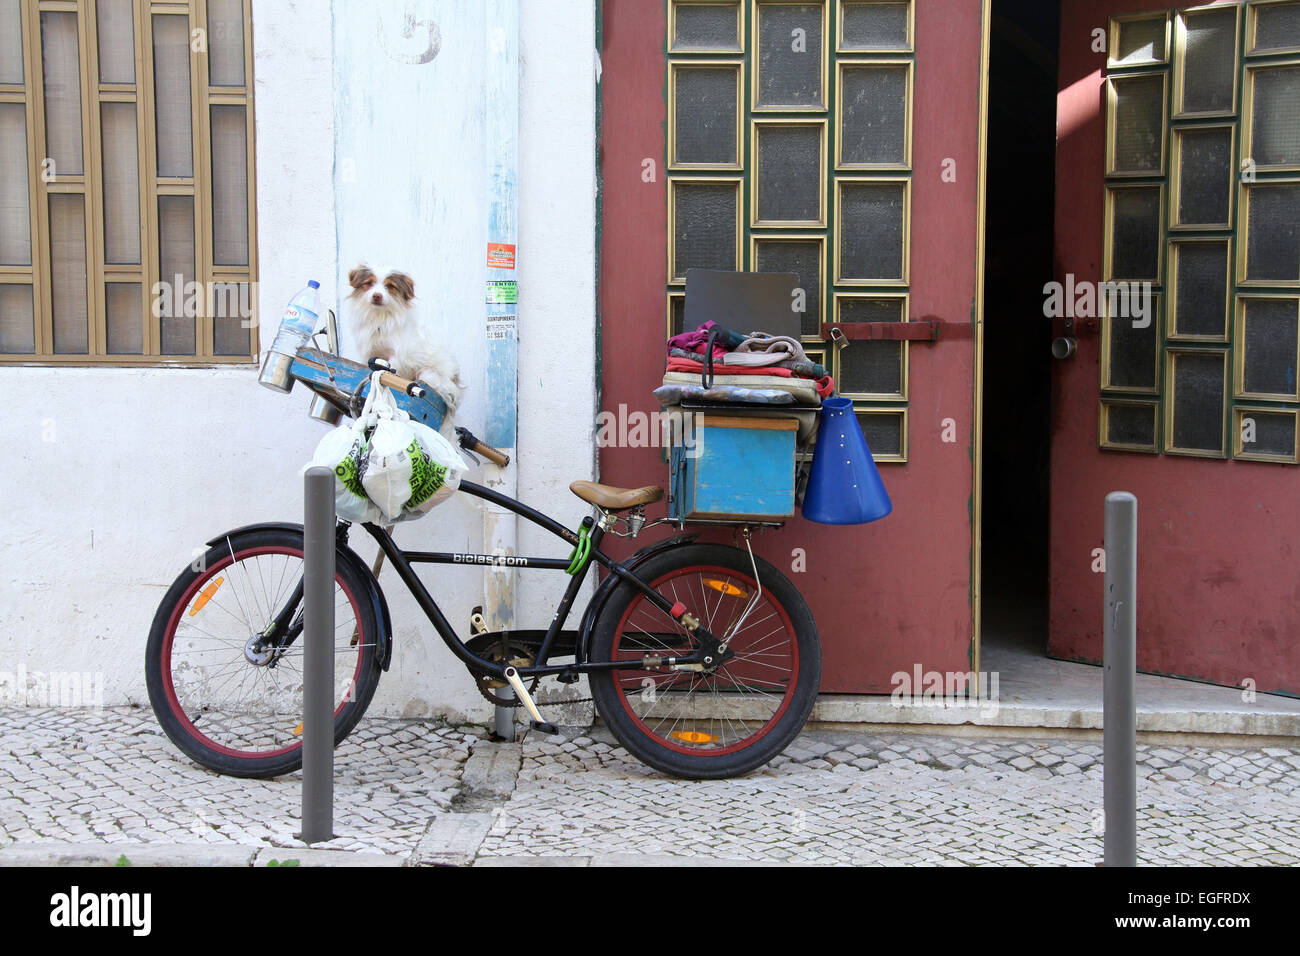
[303,371,388,524]
[361,383,466,522]
[303,419,385,524]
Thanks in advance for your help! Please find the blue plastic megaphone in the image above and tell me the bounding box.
[802,397,892,525]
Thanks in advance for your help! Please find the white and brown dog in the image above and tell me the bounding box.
[345,264,465,419]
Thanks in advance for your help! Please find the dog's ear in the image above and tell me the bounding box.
[384,271,416,303]
[347,265,375,290]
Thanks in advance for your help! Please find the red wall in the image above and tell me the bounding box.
[1052,0,1300,693]
[599,0,986,692]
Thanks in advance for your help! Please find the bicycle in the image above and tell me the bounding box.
[145,344,821,781]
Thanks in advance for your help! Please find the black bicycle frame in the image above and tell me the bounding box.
[359,480,709,682]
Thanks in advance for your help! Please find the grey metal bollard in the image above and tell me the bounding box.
[301,467,335,844]
[1103,491,1137,867]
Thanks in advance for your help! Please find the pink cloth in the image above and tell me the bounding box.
[666,321,729,358]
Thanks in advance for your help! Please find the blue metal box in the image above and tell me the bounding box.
[668,412,797,524]
[288,347,447,431]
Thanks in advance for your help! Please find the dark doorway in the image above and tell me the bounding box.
[981,0,1060,656]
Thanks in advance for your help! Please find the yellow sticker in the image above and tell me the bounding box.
[670,730,716,744]
[189,576,225,616]
[703,578,746,598]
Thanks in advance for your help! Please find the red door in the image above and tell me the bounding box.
[1053,0,1300,693]
[599,0,990,691]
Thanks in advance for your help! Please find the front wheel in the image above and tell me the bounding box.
[145,526,382,778]
[588,543,821,779]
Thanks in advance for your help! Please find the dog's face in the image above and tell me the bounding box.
[347,265,415,313]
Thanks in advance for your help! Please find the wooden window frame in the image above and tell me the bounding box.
[1245,0,1300,57]
[668,0,745,55]
[855,407,907,462]
[836,0,913,54]
[1233,293,1300,400]
[1172,3,1243,120]
[750,117,827,226]
[1233,403,1299,461]
[833,58,912,171]
[1100,291,1163,394]
[1163,347,1230,458]
[1241,58,1300,173]
[667,175,744,285]
[668,0,914,462]
[668,61,744,171]
[1169,122,1236,229]
[1236,177,1300,288]
[832,290,908,401]
[833,176,910,286]
[0,0,258,366]
[1102,182,1166,285]
[751,0,830,114]
[1105,71,1169,177]
[1167,238,1232,341]
[1109,12,1172,69]
[750,231,826,335]
[1099,397,1161,453]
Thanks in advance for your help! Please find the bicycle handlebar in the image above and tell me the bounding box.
[366,358,428,399]
[365,359,511,467]
[455,427,511,468]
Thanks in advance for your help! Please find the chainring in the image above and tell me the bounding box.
[466,634,539,707]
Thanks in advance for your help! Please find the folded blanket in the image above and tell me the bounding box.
[666,356,793,377]
[730,332,810,366]
[670,347,827,380]
[653,384,795,405]
[666,357,836,399]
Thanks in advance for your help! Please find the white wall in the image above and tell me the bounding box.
[0,0,597,724]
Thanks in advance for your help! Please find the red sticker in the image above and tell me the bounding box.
[487,243,516,269]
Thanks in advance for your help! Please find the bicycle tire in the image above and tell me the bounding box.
[145,526,382,779]
[588,543,821,779]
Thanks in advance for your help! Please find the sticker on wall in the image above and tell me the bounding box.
[486,280,518,305]
[487,314,517,341]
[487,243,517,269]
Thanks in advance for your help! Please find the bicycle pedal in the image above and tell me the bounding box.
[530,720,560,736]
[503,666,554,731]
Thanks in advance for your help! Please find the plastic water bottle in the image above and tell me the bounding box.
[258,280,322,393]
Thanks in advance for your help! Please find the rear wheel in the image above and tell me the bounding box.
[145,527,382,778]
[588,543,820,779]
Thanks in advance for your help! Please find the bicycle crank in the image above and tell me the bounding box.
[466,633,538,706]
[503,667,559,736]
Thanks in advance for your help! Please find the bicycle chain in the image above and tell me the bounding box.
[474,665,595,709]
[465,633,595,708]
[483,688,597,709]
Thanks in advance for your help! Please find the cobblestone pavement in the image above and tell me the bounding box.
[0,708,484,855]
[482,730,1300,865]
[1,708,1297,865]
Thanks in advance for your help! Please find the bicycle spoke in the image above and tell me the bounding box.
[164,544,368,759]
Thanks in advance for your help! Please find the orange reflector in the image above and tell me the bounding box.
[670,730,716,744]
[703,578,746,598]
[293,722,303,736]
[189,576,225,616]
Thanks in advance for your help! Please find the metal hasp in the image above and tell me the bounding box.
[1103,491,1137,867]
[818,318,973,343]
[300,467,336,844]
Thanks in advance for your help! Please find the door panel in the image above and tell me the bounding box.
[599,0,988,692]
[1054,0,1300,694]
